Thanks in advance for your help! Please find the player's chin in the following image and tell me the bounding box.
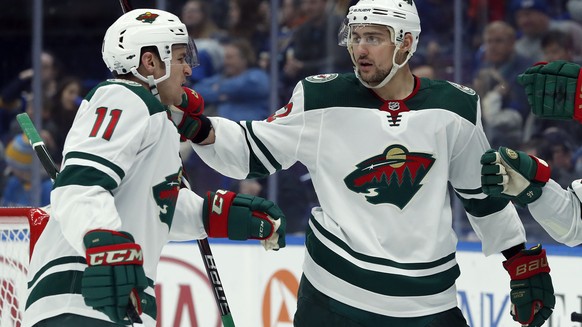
[361,75,381,86]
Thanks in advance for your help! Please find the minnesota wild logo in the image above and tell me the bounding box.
[153,169,182,228]
[344,145,434,209]
[136,12,159,24]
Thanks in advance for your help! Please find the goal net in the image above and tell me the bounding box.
[0,207,48,327]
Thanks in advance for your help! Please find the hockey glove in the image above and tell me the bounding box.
[203,189,286,250]
[82,230,150,325]
[517,60,582,122]
[503,244,555,327]
[480,147,550,206]
[175,86,212,143]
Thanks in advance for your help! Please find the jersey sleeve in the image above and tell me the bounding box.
[168,188,207,240]
[193,82,307,179]
[449,100,526,256]
[51,84,152,254]
[528,179,582,246]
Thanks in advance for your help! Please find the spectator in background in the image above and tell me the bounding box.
[282,0,352,83]
[0,51,60,143]
[567,0,582,23]
[48,76,84,163]
[192,38,270,193]
[512,0,582,63]
[473,67,524,149]
[541,29,581,64]
[194,38,270,122]
[181,0,226,85]
[537,128,582,188]
[258,0,306,105]
[0,133,52,207]
[411,64,436,79]
[414,0,464,80]
[226,0,270,58]
[473,21,531,121]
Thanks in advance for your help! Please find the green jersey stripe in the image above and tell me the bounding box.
[26,270,83,309]
[245,121,282,171]
[306,225,460,297]
[27,270,157,318]
[85,80,166,116]
[454,187,482,195]
[310,217,456,269]
[456,192,510,217]
[28,256,86,287]
[54,165,118,190]
[26,270,157,319]
[65,151,125,180]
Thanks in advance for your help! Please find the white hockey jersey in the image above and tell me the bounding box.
[23,80,207,327]
[528,178,582,246]
[193,73,526,318]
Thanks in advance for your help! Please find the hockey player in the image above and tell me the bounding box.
[22,9,286,327]
[481,60,582,246]
[178,0,555,326]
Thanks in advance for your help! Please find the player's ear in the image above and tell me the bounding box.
[140,51,158,74]
[400,33,414,52]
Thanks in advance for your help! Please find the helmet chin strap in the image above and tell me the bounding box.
[355,46,410,89]
[129,58,173,101]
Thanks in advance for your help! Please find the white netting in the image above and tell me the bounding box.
[0,210,31,327]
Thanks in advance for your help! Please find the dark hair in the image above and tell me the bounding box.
[223,38,257,67]
[541,30,573,51]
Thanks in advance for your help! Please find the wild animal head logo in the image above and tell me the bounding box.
[153,168,182,227]
[344,145,434,209]
[136,12,159,24]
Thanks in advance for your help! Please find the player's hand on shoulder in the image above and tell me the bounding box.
[173,86,212,143]
[480,147,550,206]
[203,189,286,251]
[82,230,151,324]
[517,61,582,122]
[503,244,555,327]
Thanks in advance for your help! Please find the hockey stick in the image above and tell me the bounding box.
[114,2,236,326]
[16,113,143,325]
[118,0,133,13]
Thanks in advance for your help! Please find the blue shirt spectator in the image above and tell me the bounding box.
[194,38,270,122]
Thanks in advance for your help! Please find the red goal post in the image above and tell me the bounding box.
[0,207,49,327]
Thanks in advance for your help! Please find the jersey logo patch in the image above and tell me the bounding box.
[447,81,476,95]
[380,100,409,127]
[344,145,435,209]
[305,74,338,83]
[153,168,182,228]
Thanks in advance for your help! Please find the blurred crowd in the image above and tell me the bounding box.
[2,0,582,243]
